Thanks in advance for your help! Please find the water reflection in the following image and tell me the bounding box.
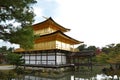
[24,75,69,80]
[13,72,120,80]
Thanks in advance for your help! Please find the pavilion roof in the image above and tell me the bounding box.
[33,17,70,32]
[35,30,83,44]
[70,50,95,57]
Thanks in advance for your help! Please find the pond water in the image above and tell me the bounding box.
[12,72,119,80]
[1,65,119,80]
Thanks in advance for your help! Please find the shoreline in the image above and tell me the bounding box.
[0,65,15,70]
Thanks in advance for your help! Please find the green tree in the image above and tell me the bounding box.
[0,46,14,63]
[77,44,97,51]
[102,47,110,54]
[87,46,97,51]
[114,44,120,53]
[0,0,37,49]
[106,46,120,69]
[96,52,109,64]
[0,46,13,54]
[102,44,115,54]
[6,53,24,69]
[97,43,120,69]
[77,44,87,51]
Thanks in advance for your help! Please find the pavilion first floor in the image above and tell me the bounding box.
[16,49,94,69]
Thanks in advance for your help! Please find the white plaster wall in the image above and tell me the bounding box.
[24,55,56,65]
[56,55,66,65]
[61,56,66,64]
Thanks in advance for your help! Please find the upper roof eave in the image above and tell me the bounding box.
[35,30,83,44]
[33,17,70,32]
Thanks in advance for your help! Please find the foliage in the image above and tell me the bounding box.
[0,70,16,79]
[9,26,34,49]
[102,44,115,54]
[77,44,97,51]
[0,0,37,49]
[77,44,87,51]
[0,46,13,54]
[107,54,120,64]
[34,34,41,39]
[6,53,24,68]
[96,43,120,69]
[14,67,24,75]
[0,46,14,63]
[96,52,109,64]
[87,46,97,51]
[77,44,99,63]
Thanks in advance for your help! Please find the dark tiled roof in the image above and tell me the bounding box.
[70,50,95,57]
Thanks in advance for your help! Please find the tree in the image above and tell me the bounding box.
[97,43,120,69]
[87,46,97,51]
[0,46,13,54]
[96,52,109,64]
[102,47,110,54]
[0,0,37,49]
[77,44,87,51]
[0,46,14,63]
[77,44,98,52]
[6,53,24,69]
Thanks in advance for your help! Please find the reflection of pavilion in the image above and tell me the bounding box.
[15,17,94,70]
[18,71,98,80]
[23,75,70,80]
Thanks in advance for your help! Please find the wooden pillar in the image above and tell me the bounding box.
[90,56,92,71]
[87,57,89,69]
[29,52,30,64]
[55,49,57,65]
[46,51,48,65]
[35,51,37,65]
[78,57,80,71]
[40,51,42,64]
[87,56,93,71]
[73,57,75,64]
[76,57,79,71]
[23,52,26,70]
[61,50,63,65]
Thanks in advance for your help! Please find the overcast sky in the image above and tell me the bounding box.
[33,0,120,48]
[1,0,120,48]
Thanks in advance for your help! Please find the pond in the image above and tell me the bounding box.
[0,65,120,80]
[12,72,119,80]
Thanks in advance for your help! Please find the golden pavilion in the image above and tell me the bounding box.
[15,17,91,68]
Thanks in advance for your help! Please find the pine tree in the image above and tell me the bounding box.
[0,0,37,49]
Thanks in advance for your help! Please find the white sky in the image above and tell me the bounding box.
[1,0,120,48]
[33,0,120,48]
